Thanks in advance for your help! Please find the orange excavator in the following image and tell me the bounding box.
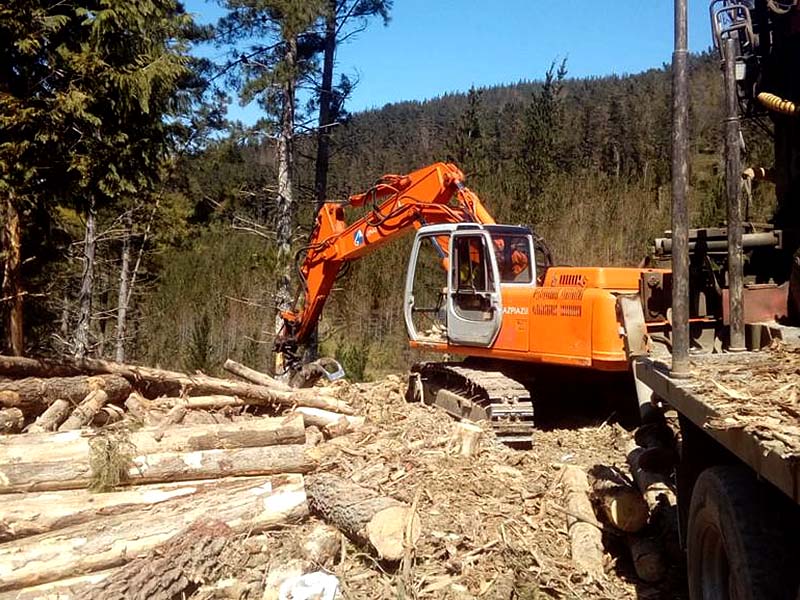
[276,162,668,443]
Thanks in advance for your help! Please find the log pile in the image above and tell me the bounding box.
[553,423,678,584]
[0,355,405,598]
[0,356,684,597]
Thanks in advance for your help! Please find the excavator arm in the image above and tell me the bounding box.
[275,162,495,363]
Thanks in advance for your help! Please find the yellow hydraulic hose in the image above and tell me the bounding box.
[757,92,798,116]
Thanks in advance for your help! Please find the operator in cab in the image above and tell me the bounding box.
[493,236,531,283]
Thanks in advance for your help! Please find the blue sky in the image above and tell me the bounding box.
[184,0,714,124]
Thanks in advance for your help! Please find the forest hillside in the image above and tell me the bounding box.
[0,2,776,378]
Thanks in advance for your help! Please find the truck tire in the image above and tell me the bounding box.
[687,466,797,600]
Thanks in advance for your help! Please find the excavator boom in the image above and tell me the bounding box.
[276,162,494,360]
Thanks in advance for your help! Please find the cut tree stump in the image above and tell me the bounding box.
[58,390,109,431]
[0,478,263,542]
[561,465,605,578]
[0,475,308,592]
[0,374,130,415]
[590,465,649,533]
[306,473,421,561]
[0,407,23,433]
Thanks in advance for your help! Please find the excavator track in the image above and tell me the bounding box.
[407,362,534,445]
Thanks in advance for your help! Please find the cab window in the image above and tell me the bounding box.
[491,234,532,283]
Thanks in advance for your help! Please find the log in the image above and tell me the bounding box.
[0,374,130,414]
[81,519,236,600]
[28,399,72,432]
[63,357,351,412]
[302,522,341,567]
[0,356,349,411]
[0,355,85,378]
[58,390,109,431]
[0,478,263,542]
[590,466,649,533]
[124,392,159,426]
[626,441,677,512]
[292,406,365,434]
[155,394,246,409]
[561,465,604,578]
[91,404,125,427]
[0,475,308,592]
[224,358,292,390]
[0,569,118,600]
[0,441,317,494]
[0,416,318,493]
[449,421,483,457]
[0,413,306,464]
[305,473,421,561]
[0,407,23,433]
[627,535,666,583]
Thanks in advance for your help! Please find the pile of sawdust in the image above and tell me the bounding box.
[310,376,661,599]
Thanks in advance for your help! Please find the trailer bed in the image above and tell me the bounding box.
[638,344,800,503]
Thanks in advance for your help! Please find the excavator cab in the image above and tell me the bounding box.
[405,223,535,347]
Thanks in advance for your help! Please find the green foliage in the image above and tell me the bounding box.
[217,0,326,115]
[335,342,369,382]
[136,228,278,373]
[447,86,488,179]
[88,429,136,492]
[517,59,568,208]
[185,313,216,373]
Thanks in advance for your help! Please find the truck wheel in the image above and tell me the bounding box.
[687,466,796,600]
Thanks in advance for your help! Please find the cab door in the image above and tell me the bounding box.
[447,230,503,346]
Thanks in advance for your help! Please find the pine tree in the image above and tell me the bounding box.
[447,86,487,180]
[517,60,567,224]
[313,0,392,212]
[218,0,326,370]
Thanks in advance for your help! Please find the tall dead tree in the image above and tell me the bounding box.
[312,0,391,213]
[115,212,132,362]
[313,0,337,214]
[2,194,23,355]
[273,32,299,373]
[74,199,97,359]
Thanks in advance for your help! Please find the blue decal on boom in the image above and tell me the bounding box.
[354,229,364,246]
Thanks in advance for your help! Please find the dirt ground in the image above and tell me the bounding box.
[202,375,687,600]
